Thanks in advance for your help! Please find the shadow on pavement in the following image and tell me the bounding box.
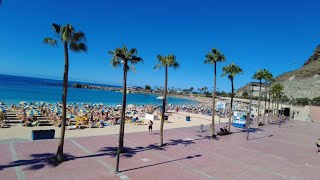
[0,137,206,171]
[120,154,202,173]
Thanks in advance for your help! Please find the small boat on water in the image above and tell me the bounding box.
[156,96,164,100]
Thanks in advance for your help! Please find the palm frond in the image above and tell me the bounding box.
[204,48,226,65]
[72,31,86,43]
[108,50,115,56]
[173,62,180,69]
[221,62,243,78]
[70,42,87,52]
[52,23,61,35]
[111,58,122,68]
[43,38,57,46]
[129,48,137,55]
[154,64,162,70]
[131,56,143,63]
[130,65,136,72]
[60,25,74,42]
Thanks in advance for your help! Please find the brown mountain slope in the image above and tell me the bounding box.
[237,45,320,99]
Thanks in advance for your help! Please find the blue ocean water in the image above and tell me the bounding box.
[0,74,196,106]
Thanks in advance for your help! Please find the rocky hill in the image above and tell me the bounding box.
[237,45,320,99]
[275,45,320,99]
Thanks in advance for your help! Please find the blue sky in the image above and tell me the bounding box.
[1,0,320,92]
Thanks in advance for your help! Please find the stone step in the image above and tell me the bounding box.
[38,123,53,126]
[6,118,19,120]
[39,120,52,123]
[4,120,22,123]
[4,114,17,116]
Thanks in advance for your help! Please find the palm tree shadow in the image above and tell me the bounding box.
[0,153,75,171]
[249,134,274,140]
[0,136,209,171]
[120,154,202,173]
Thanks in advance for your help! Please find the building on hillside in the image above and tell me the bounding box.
[236,82,269,97]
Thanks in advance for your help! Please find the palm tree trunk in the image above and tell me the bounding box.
[119,61,128,150]
[263,80,268,124]
[56,42,69,162]
[228,77,234,132]
[268,83,272,123]
[160,66,168,146]
[257,79,262,124]
[276,96,280,119]
[115,60,127,172]
[272,97,275,120]
[211,63,217,138]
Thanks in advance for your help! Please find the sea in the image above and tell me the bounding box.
[0,74,196,106]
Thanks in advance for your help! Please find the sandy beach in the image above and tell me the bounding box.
[0,111,229,142]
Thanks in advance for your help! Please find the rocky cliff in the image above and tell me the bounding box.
[237,45,320,99]
[275,45,320,99]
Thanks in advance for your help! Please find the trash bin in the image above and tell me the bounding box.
[49,129,55,139]
[32,130,39,140]
[32,129,55,140]
[186,116,190,121]
[38,130,45,139]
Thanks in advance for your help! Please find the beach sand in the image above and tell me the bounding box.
[0,112,228,143]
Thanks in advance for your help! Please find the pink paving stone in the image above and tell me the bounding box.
[0,144,16,180]
[0,121,320,180]
[12,139,118,180]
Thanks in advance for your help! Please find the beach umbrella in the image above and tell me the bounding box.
[127,104,135,108]
[66,114,75,119]
[116,104,122,108]
[50,106,61,114]
[0,101,4,105]
[0,107,6,113]
[19,101,28,106]
[26,109,41,116]
[77,108,88,113]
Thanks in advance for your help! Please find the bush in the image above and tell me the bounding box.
[312,96,320,106]
[294,98,310,106]
[242,91,249,98]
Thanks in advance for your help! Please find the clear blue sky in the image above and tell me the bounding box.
[1,0,320,92]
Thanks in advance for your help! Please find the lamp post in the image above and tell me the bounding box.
[246,83,256,140]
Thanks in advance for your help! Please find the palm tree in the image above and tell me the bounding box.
[222,63,243,132]
[253,69,265,124]
[262,70,273,124]
[204,48,226,138]
[44,23,87,162]
[109,45,143,172]
[154,54,179,146]
[203,86,208,94]
[271,83,284,119]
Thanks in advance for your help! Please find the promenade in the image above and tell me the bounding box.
[0,120,319,180]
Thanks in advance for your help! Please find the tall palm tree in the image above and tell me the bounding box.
[155,54,179,146]
[204,48,226,138]
[109,45,142,172]
[222,63,243,132]
[262,70,273,124]
[271,83,284,119]
[253,69,265,124]
[44,23,87,162]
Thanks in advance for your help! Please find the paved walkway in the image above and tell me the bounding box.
[0,121,319,180]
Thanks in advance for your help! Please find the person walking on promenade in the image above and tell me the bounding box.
[148,120,153,134]
[316,138,320,152]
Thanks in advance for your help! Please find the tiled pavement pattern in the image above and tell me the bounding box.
[0,121,319,180]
